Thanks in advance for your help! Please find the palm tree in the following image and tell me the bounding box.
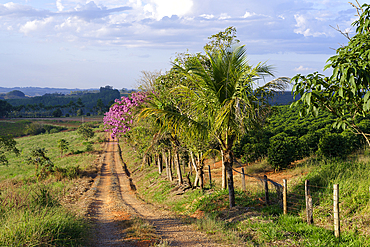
[172,45,288,207]
[140,45,288,207]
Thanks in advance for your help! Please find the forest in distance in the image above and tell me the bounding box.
[0,86,137,118]
[0,86,299,119]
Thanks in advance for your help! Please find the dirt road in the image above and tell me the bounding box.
[88,140,222,246]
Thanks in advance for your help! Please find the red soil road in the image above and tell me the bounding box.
[88,140,222,246]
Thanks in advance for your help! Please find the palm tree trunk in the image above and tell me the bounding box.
[198,167,204,189]
[158,153,162,174]
[221,149,227,189]
[163,151,170,180]
[223,149,235,208]
[175,150,183,184]
[190,151,199,187]
[169,150,173,181]
[188,160,192,175]
[175,149,183,185]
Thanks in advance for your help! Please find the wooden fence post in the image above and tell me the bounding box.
[208,165,212,185]
[333,184,340,238]
[264,175,269,205]
[283,179,287,215]
[241,168,246,192]
[305,180,314,224]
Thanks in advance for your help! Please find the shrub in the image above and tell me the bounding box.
[299,132,321,157]
[241,142,268,163]
[340,130,364,153]
[49,128,59,134]
[268,133,300,170]
[77,124,95,141]
[83,141,93,152]
[24,123,45,136]
[317,133,349,158]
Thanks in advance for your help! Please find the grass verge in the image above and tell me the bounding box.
[0,122,104,246]
[121,142,370,246]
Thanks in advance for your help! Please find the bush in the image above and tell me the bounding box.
[77,124,95,141]
[317,133,349,158]
[299,132,321,157]
[268,133,300,170]
[49,128,59,134]
[341,130,364,153]
[83,142,93,152]
[24,123,45,136]
[241,142,268,163]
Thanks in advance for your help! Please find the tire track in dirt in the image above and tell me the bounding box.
[88,141,137,247]
[89,140,224,246]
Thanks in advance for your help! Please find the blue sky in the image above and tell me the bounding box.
[0,0,364,90]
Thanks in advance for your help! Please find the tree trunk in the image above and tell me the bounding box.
[147,155,151,166]
[198,167,204,189]
[188,160,192,175]
[175,149,183,185]
[190,151,199,187]
[163,151,169,179]
[224,149,235,208]
[158,153,163,174]
[167,150,173,181]
[221,149,227,189]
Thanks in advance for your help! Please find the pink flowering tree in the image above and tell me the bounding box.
[103,92,148,139]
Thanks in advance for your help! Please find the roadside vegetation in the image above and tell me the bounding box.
[0,121,103,246]
[121,141,370,246]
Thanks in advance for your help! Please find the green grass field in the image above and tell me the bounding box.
[0,121,104,246]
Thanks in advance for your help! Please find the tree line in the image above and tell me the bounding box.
[0,86,120,117]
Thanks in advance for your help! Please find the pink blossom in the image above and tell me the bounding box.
[103,92,149,139]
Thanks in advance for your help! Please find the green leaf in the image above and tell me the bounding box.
[338,88,344,98]
[306,92,311,105]
[365,97,370,112]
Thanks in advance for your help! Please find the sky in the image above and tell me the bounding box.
[0,0,365,90]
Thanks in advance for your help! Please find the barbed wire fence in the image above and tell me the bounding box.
[201,161,342,238]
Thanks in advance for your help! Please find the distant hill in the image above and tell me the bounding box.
[270,91,300,105]
[0,90,28,99]
[0,87,98,97]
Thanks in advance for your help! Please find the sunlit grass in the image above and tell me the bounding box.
[0,123,104,246]
[122,141,370,246]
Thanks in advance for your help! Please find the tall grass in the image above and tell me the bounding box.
[0,124,104,246]
[0,186,87,246]
[291,156,370,236]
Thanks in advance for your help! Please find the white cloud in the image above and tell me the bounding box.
[243,11,256,18]
[219,13,230,19]
[20,17,54,35]
[294,65,314,72]
[294,14,327,37]
[200,14,214,19]
[56,0,64,12]
[143,0,193,20]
